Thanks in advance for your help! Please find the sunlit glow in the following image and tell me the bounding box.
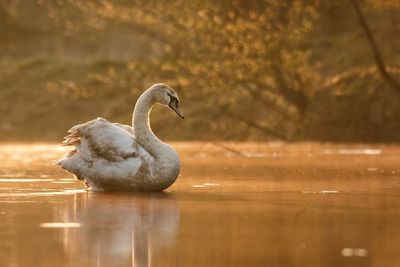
[0,144,69,166]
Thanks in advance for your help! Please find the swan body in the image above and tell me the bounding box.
[57,83,184,191]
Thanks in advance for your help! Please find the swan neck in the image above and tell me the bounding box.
[133,91,163,156]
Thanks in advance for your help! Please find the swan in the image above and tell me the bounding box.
[57,83,184,191]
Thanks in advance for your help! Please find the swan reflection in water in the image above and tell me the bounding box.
[58,192,180,267]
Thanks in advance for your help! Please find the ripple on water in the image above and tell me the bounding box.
[323,148,381,155]
[0,189,86,197]
[302,190,339,194]
[0,178,55,182]
[341,248,368,257]
[193,183,220,188]
[40,222,81,228]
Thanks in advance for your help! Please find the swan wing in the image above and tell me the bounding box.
[64,117,139,161]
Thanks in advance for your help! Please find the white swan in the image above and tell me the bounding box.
[57,83,184,191]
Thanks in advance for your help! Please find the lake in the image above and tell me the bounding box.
[0,142,399,267]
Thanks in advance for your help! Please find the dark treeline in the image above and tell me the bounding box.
[0,0,399,142]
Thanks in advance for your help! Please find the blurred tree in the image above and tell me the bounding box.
[0,0,399,141]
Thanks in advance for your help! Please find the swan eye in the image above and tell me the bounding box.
[167,93,179,104]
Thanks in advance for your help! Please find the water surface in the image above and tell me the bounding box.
[0,142,399,267]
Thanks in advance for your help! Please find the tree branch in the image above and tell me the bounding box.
[233,113,287,140]
[349,0,400,94]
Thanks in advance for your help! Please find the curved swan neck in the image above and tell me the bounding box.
[133,90,164,157]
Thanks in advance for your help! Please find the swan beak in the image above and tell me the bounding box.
[169,100,184,119]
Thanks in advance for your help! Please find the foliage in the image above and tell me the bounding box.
[41,0,321,140]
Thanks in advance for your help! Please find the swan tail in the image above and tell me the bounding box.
[59,128,94,181]
[57,151,90,181]
[67,123,85,134]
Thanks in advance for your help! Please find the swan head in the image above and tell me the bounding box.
[149,83,184,119]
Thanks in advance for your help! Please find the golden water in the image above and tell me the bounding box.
[0,142,399,267]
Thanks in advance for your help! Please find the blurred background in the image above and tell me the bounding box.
[0,0,399,142]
